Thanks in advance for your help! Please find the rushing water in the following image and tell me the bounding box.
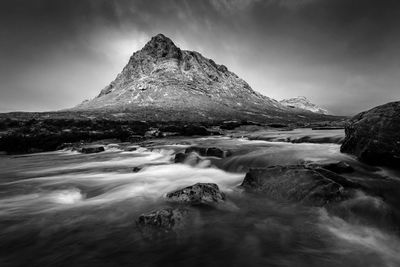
[1,129,400,267]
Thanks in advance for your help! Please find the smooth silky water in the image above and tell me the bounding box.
[1,129,400,267]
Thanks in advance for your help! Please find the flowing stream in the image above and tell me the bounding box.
[1,129,400,267]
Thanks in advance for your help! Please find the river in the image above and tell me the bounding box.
[1,129,400,267]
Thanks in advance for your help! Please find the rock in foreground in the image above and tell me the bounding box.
[341,101,400,168]
[241,166,347,206]
[137,207,189,239]
[305,161,354,174]
[166,183,225,205]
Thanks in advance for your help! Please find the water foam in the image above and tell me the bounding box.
[318,209,400,267]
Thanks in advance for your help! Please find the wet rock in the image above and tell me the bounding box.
[267,123,289,128]
[241,165,348,206]
[185,146,207,156]
[182,125,211,136]
[174,153,187,163]
[220,120,261,130]
[159,125,181,133]
[56,142,76,150]
[174,152,201,166]
[306,161,354,174]
[132,167,142,172]
[166,183,225,205]
[311,167,362,190]
[136,207,189,239]
[125,145,138,151]
[144,128,161,138]
[184,146,231,158]
[220,121,242,130]
[128,135,146,143]
[159,131,180,137]
[321,161,354,174]
[79,145,105,154]
[341,101,400,168]
[206,147,224,158]
[105,143,120,150]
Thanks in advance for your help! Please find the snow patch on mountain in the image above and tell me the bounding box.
[280,96,329,115]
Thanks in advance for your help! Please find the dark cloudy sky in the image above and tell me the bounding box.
[1,0,399,115]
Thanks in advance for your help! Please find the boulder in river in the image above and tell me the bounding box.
[241,165,348,206]
[341,101,400,168]
[184,146,231,158]
[174,153,187,163]
[79,145,105,154]
[56,142,77,150]
[132,166,142,173]
[136,207,189,239]
[206,147,225,158]
[182,125,211,136]
[174,152,201,166]
[166,183,225,205]
[184,146,207,156]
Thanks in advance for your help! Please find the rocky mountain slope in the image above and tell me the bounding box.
[280,96,329,115]
[72,34,330,122]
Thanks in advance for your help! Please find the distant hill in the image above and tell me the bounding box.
[280,96,329,115]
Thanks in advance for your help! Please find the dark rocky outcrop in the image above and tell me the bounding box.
[0,115,223,154]
[341,101,400,168]
[136,207,189,239]
[0,117,149,154]
[166,183,225,205]
[142,34,183,60]
[241,165,350,206]
[79,145,105,154]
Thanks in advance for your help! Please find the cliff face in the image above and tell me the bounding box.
[280,96,329,115]
[73,34,289,121]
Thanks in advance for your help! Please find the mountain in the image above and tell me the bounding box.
[279,96,329,115]
[73,34,331,122]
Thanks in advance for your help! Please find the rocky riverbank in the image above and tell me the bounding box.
[341,101,400,168]
[0,112,346,154]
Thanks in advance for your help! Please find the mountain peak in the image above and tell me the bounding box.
[142,33,182,59]
[73,34,323,122]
